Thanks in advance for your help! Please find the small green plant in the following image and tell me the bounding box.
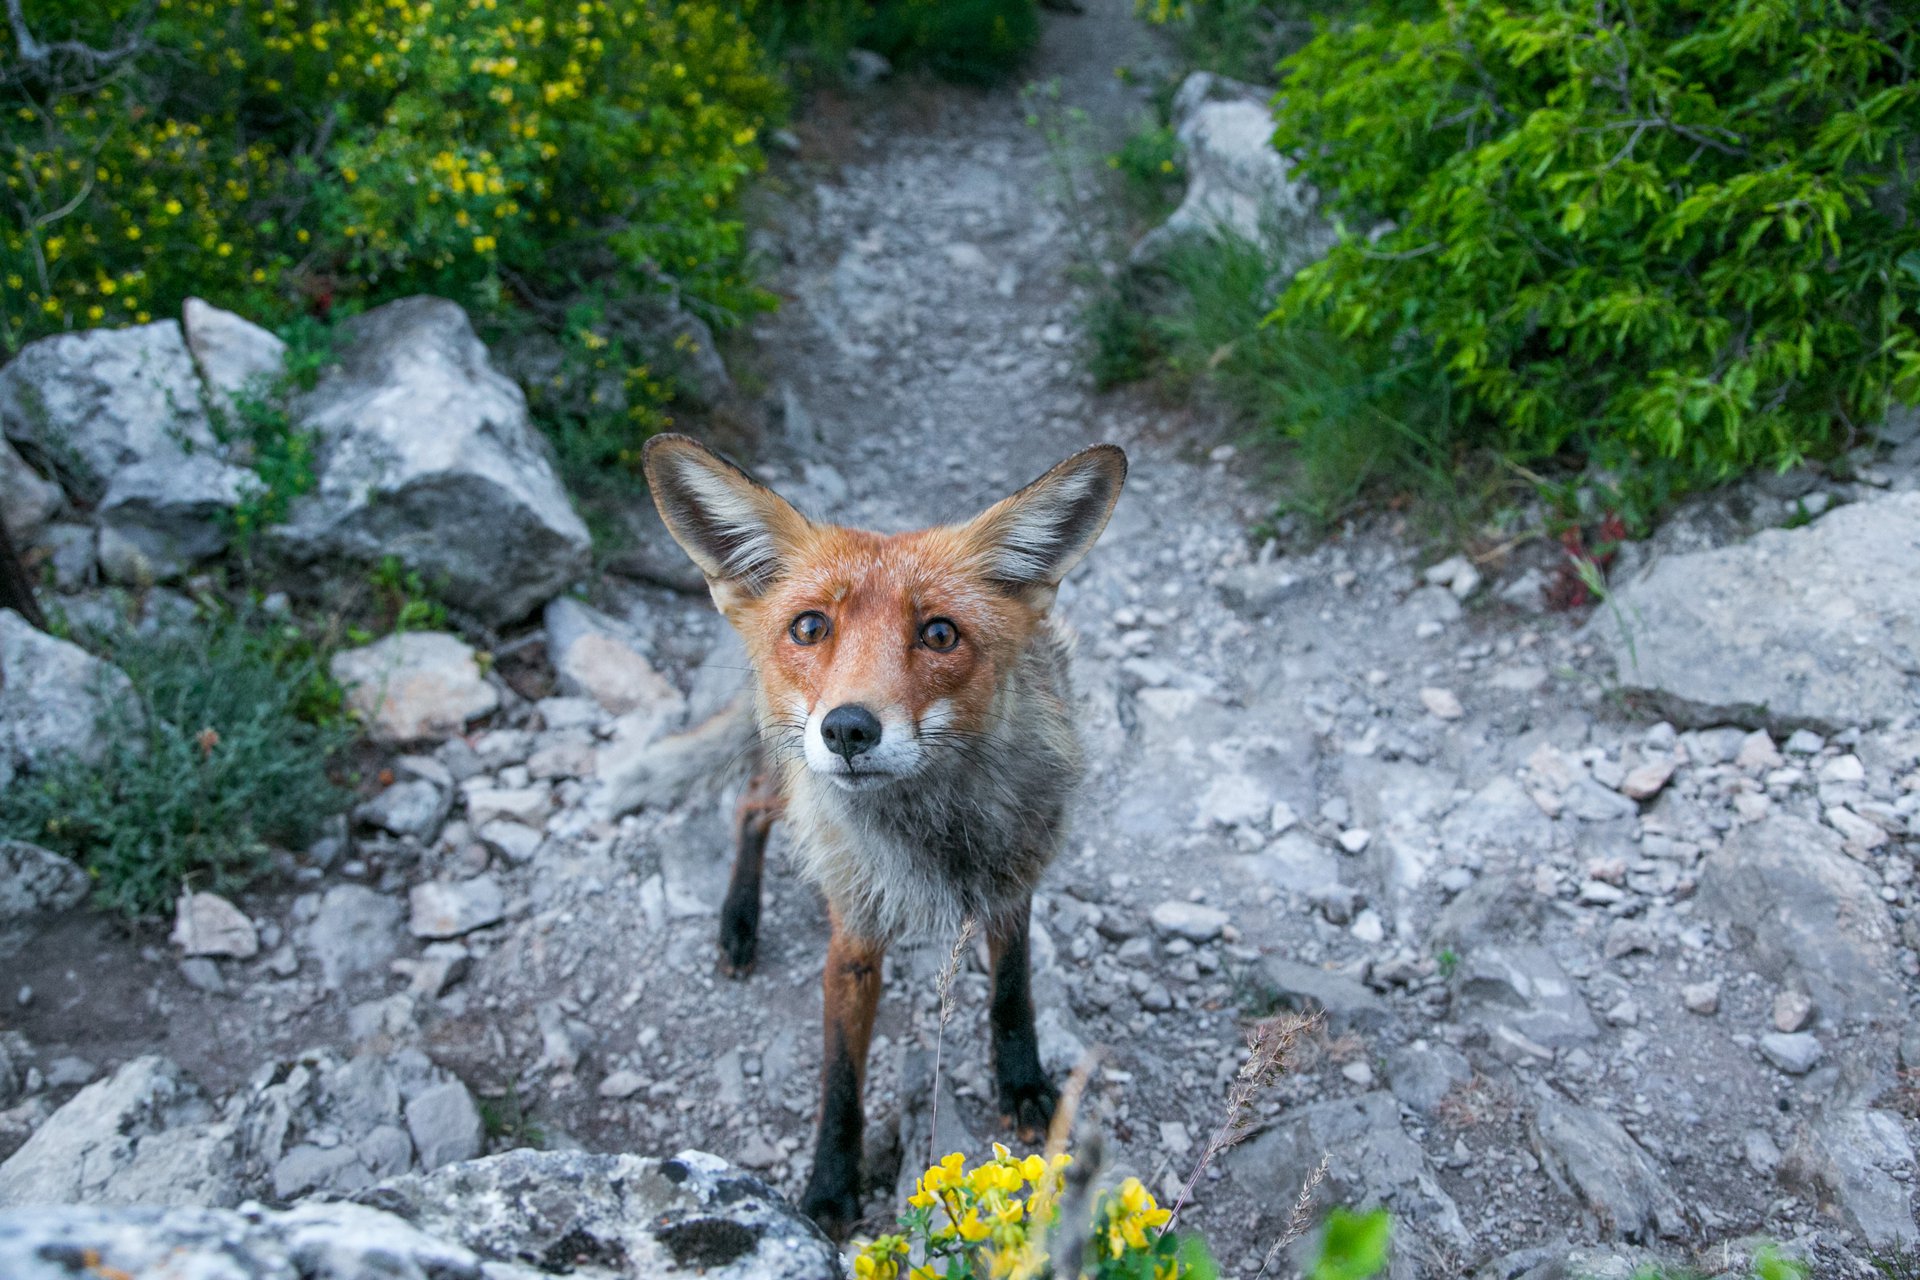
[0,605,354,917]
[1108,122,1186,224]
[1434,948,1459,979]
[363,556,449,638]
[1307,1210,1390,1280]
[478,1083,548,1150]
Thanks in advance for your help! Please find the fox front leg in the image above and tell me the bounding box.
[987,902,1057,1141]
[801,910,887,1239]
[719,768,781,977]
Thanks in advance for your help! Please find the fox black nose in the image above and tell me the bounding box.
[821,705,882,760]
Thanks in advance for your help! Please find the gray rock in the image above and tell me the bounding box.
[1216,560,1305,612]
[1148,900,1229,942]
[0,437,61,541]
[1783,1107,1918,1249]
[1133,73,1332,273]
[1758,1032,1824,1075]
[1258,957,1390,1033]
[1440,776,1555,856]
[1593,491,1920,731]
[357,778,451,842]
[0,608,140,787]
[409,876,505,940]
[544,597,686,720]
[305,884,406,990]
[96,453,254,582]
[1228,1091,1468,1274]
[404,1080,485,1170]
[1383,1042,1472,1115]
[0,1056,239,1208]
[1429,872,1545,950]
[331,631,500,744]
[0,839,88,945]
[1696,815,1903,1024]
[1453,945,1599,1048]
[181,297,286,414]
[0,1149,840,1280]
[0,320,216,504]
[276,297,590,626]
[169,891,259,960]
[1530,1097,1686,1242]
[1562,777,1639,823]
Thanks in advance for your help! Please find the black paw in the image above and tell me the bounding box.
[717,894,759,977]
[997,1066,1057,1143]
[800,1170,864,1241]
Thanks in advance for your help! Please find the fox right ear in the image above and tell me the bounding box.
[642,434,809,594]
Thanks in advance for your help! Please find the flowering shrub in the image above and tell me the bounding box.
[856,1145,1207,1280]
[2,0,782,358]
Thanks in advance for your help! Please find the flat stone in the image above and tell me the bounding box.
[304,884,406,991]
[356,778,451,841]
[1619,757,1676,800]
[169,892,259,960]
[409,876,506,940]
[1259,957,1390,1033]
[1453,945,1599,1048]
[331,632,499,744]
[1759,1032,1824,1075]
[1383,1042,1472,1115]
[544,597,686,720]
[1531,1097,1686,1243]
[1592,491,1920,731]
[403,1081,484,1170]
[1680,981,1720,1015]
[1420,687,1464,720]
[1148,900,1228,942]
[1697,816,1902,1024]
[1783,1107,1918,1249]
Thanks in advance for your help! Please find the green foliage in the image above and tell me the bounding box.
[1139,0,1339,84]
[1268,0,1920,487]
[1109,121,1187,224]
[1134,231,1464,527]
[1311,1209,1391,1280]
[212,320,339,549]
[0,606,353,917]
[363,555,450,638]
[759,0,1040,86]
[2,0,783,355]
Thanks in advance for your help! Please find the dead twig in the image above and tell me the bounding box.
[927,915,977,1166]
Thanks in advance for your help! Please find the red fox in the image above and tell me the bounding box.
[641,434,1127,1236]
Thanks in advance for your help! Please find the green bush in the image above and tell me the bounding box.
[1265,0,1920,486]
[0,606,353,917]
[2,0,783,364]
[758,0,1039,86]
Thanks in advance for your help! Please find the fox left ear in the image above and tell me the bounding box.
[964,444,1128,597]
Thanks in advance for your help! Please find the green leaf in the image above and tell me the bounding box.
[1311,1209,1392,1280]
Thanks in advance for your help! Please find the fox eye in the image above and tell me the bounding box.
[789,611,830,646]
[919,618,960,651]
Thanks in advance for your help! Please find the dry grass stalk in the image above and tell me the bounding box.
[927,915,978,1166]
[1164,1009,1323,1231]
[1255,1151,1329,1278]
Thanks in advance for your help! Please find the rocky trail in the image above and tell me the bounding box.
[3,1,1919,1276]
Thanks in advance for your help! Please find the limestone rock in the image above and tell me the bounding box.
[304,884,406,991]
[170,891,259,960]
[0,437,61,542]
[1530,1097,1686,1243]
[544,596,686,720]
[1453,945,1598,1048]
[1696,815,1902,1024]
[0,1056,239,1209]
[331,631,499,744]
[276,297,591,626]
[1133,72,1333,272]
[0,608,140,788]
[96,453,255,583]
[181,297,286,413]
[0,320,216,504]
[409,876,506,940]
[1592,491,1920,731]
[0,839,88,937]
[1783,1107,1918,1249]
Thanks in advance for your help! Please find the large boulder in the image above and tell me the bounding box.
[0,608,140,789]
[1131,71,1334,272]
[276,298,591,626]
[0,1056,241,1209]
[1696,815,1903,1025]
[1782,1106,1918,1250]
[0,320,217,503]
[0,1150,844,1280]
[96,453,257,584]
[1592,492,1920,732]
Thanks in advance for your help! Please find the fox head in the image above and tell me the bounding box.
[643,435,1127,792]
